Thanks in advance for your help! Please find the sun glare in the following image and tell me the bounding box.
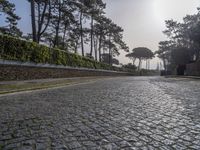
[153,0,166,22]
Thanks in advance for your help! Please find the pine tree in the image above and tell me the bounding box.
[0,0,22,37]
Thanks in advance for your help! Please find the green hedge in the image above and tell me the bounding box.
[0,34,135,72]
[0,34,107,69]
[0,34,129,72]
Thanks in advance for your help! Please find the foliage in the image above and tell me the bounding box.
[0,34,130,72]
[171,47,191,65]
[139,69,160,76]
[29,0,51,43]
[126,47,154,60]
[0,144,3,150]
[101,53,119,65]
[0,0,22,37]
[26,0,129,61]
[123,63,137,70]
[156,8,200,71]
[1,0,130,67]
[126,47,154,70]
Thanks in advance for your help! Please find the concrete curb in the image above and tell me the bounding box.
[165,75,200,80]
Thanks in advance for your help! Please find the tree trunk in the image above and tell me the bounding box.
[80,11,84,56]
[132,57,136,65]
[146,59,148,70]
[90,15,94,57]
[30,0,37,42]
[98,35,102,62]
[109,35,111,65]
[94,37,98,61]
[138,58,142,71]
[37,2,41,42]
[62,24,67,50]
[54,0,62,47]
[37,1,48,42]
[148,60,150,70]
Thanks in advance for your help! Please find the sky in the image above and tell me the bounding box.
[104,0,200,69]
[1,0,200,69]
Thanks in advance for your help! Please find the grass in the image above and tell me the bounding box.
[0,144,3,150]
[0,82,72,94]
[0,77,103,95]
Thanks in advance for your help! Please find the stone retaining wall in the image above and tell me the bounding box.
[0,61,133,81]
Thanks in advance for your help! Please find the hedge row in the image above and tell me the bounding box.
[0,34,130,72]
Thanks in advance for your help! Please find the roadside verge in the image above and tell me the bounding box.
[0,77,108,95]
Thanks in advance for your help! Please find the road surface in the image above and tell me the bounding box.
[0,77,200,150]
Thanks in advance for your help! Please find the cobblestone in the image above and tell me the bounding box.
[1,77,200,149]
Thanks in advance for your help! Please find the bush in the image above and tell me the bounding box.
[0,34,131,72]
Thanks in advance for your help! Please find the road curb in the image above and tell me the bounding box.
[0,80,98,97]
[165,75,200,80]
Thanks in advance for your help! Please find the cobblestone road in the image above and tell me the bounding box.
[1,77,200,150]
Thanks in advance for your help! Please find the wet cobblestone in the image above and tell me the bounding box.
[1,77,200,149]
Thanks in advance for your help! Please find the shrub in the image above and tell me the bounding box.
[0,34,130,72]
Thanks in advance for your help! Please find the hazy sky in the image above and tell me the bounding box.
[104,0,200,68]
[1,0,200,69]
